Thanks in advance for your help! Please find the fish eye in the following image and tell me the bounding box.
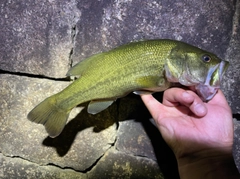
[202,54,211,62]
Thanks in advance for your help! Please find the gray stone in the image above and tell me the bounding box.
[223,1,240,114]
[226,1,240,172]
[234,120,240,173]
[88,148,164,179]
[0,0,80,78]
[0,0,239,178]
[0,74,117,172]
[0,153,86,179]
[117,120,157,160]
[72,0,233,65]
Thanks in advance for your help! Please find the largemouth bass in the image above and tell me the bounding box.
[28,39,229,138]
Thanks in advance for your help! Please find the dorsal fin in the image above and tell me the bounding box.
[66,53,106,77]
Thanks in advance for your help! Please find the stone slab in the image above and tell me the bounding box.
[0,153,86,179]
[0,0,239,178]
[0,0,80,78]
[88,148,164,179]
[72,0,234,66]
[223,3,240,114]
[117,120,157,160]
[0,74,117,171]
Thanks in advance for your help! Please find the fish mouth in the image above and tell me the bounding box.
[195,60,229,101]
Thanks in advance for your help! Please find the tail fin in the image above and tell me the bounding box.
[27,95,69,138]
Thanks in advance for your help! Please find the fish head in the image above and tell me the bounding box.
[165,42,229,101]
[194,59,229,101]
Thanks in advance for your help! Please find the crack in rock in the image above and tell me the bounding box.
[114,142,157,163]
[2,153,43,167]
[233,0,240,36]
[0,153,86,178]
[46,162,83,173]
[1,151,83,174]
[0,68,70,81]
[69,23,77,69]
[84,137,118,173]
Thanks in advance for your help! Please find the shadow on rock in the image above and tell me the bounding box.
[42,102,118,157]
[118,92,179,179]
[233,113,240,120]
[42,92,179,178]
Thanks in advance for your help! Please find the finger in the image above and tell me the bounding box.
[162,88,194,106]
[163,88,207,117]
[140,94,164,120]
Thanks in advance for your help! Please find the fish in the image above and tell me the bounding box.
[27,39,229,138]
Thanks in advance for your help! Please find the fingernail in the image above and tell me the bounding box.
[194,103,207,116]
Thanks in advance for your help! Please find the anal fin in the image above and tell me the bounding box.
[87,99,115,115]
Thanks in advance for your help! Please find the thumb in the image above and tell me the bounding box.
[140,94,164,121]
[141,94,176,144]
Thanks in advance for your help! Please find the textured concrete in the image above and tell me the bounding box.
[0,0,239,178]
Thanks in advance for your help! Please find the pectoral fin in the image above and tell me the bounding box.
[87,99,115,115]
[134,75,169,92]
[135,75,160,87]
[133,90,153,95]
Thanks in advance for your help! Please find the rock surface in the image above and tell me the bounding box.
[0,0,80,77]
[88,148,164,179]
[0,0,239,178]
[0,153,85,179]
[0,74,117,171]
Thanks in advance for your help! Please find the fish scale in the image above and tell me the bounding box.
[56,40,174,109]
[28,39,228,137]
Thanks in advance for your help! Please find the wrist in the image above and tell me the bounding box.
[177,147,239,179]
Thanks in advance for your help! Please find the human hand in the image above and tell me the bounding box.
[141,88,239,178]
